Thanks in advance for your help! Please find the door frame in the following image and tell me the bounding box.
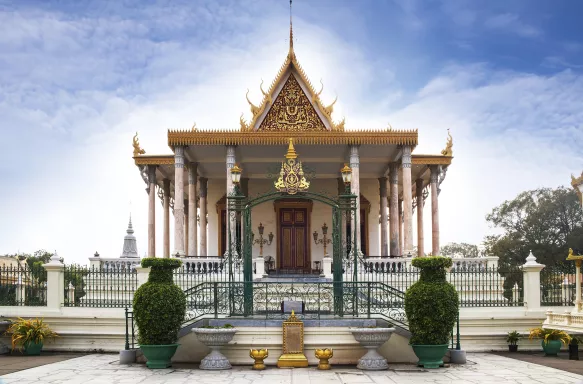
[274,199,313,271]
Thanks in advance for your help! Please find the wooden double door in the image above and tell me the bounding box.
[278,208,309,272]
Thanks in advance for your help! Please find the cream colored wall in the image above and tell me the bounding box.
[361,179,380,256]
[206,178,382,261]
[247,179,337,268]
[207,178,225,256]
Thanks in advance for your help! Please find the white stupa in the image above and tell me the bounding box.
[120,215,139,259]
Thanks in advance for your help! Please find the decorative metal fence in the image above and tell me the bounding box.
[540,263,576,306]
[347,259,524,307]
[63,264,138,308]
[182,281,408,329]
[0,263,47,306]
[173,258,241,290]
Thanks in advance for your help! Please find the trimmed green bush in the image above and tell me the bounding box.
[133,258,186,345]
[404,256,458,345]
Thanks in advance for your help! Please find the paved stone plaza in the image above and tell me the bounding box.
[1,353,583,384]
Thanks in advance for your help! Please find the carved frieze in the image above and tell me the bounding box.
[259,75,326,132]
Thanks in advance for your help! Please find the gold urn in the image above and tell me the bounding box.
[315,348,333,370]
[250,348,269,370]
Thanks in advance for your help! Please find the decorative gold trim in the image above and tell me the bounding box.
[134,155,174,165]
[274,139,310,194]
[133,132,146,157]
[571,171,583,204]
[412,155,453,165]
[167,130,418,146]
[441,129,453,156]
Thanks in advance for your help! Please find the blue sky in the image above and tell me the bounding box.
[0,0,582,263]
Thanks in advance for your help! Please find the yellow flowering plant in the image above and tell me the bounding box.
[529,327,571,345]
[5,317,58,351]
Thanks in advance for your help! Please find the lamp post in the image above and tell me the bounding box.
[313,223,332,257]
[341,164,352,194]
[252,223,273,257]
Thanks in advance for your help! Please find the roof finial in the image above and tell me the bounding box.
[289,0,294,54]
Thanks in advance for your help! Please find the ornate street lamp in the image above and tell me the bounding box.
[314,223,332,257]
[341,164,352,193]
[252,222,273,257]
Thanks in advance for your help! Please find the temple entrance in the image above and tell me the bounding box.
[279,208,308,272]
[274,199,312,273]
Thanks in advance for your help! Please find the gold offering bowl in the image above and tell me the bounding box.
[250,348,269,370]
[315,348,333,370]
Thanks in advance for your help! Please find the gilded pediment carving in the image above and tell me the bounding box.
[258,74,326,132]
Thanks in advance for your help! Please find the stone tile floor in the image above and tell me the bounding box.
[1,353,583,384]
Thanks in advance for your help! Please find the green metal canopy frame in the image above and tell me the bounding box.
[226,187,358,317]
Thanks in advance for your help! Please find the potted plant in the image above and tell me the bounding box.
[133,258,186,369]
[404,256,459,369]
[506,331,520,352]
[192,324,238,370]
[569,335,582,360]
[528,328,571,356]
[5,318,57,355]
[0,317,12,354]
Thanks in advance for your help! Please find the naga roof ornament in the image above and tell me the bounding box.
[571,170,583,204]
[133,132,146,157]
[441,130,453,157]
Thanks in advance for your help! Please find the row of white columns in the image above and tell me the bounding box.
[378,162,440,257]
[146,158,209,258]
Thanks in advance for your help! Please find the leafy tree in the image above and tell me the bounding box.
[484,187,583,268]
[440,242,480,258]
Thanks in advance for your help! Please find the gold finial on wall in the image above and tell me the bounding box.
[441,129,453,156]
[132,132,146,157]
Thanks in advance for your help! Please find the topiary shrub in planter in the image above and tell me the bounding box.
[404,256,459,369]
[133,258,186,369]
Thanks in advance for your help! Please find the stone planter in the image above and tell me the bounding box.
[0,321,12,354]
[542,340,562,356]
[349,327,395,370]
[192,328,238,370]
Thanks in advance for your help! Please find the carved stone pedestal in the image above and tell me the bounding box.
[349,328,395,370]
[192,328,238,370]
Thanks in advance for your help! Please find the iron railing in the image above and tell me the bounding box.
[541,263,576,306]
[63,264,138,307]
[125,307,137,350]
[182,281,408,329]
[173,258,242,289]
[0,263,47,306]
[350,260,524,307]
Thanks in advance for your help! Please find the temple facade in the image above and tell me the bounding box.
[132,26,453,274]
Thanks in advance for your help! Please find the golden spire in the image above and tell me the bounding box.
[289,0,294,54]
[285,138,298,159]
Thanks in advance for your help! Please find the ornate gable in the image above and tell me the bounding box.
[258,74,326,132]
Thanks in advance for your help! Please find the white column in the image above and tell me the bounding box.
[199,177,208,257]
[349,145,362,257]
[226,145,238,257]
[173,146,185,256]
[147,165,156,257]
[399,199,404,255]
[576,261,582,313]
[379,177,388,257]
[401,145,413,256]
[184,199,189,256]
[416,178,424,257]
[43,253,64,310]
[430,166,440,256]
[523,251,545,312]
[163,179,170,258]
[389,164,400,257]
[188,163,198,256]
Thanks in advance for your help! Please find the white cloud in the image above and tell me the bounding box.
[484,13,542,38]
[0,4,582,264]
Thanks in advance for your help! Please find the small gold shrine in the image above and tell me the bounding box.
[277,310,308,368]
[274,138,310,195]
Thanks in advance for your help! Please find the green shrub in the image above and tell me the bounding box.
[133,258,186,345]
[404,256,458,345]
